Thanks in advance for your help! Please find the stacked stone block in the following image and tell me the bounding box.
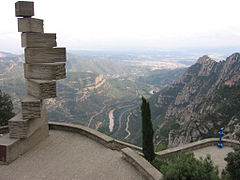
[0,1,66,164]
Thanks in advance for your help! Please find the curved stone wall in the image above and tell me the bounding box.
[48,122,142,152]
[156,138,240,159]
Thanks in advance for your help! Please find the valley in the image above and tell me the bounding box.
[3,50,239,148]
[0,50,186,145]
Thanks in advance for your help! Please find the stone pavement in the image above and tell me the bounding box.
[193,146,234,173]
[0,130,144,180]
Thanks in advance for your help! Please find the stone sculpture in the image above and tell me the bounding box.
[0,1,66,164]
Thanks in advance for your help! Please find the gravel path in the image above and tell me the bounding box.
[193,146,234,173]
[0,130,144,180]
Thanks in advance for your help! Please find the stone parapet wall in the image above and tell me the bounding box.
[49,122,113,147]
[48,122,142,152]
[156,138,240,159]
[122,148,163,180]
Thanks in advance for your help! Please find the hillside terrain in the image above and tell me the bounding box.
[2,51,240,148]
[0,51,185,145]
[127,53,240,147]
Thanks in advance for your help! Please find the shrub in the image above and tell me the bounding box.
[152,152,220,180]
[224,147,240,180]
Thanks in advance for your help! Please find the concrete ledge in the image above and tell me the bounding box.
[156,138,240,158]
[48,122,114,147]
[122,148,163,180]
[0,123,49,164]
[48,122,143,151]
[107,139,142,152]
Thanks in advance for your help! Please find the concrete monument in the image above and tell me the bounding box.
[0,1,66,164]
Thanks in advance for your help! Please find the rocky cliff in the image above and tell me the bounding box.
[149,53,240,147]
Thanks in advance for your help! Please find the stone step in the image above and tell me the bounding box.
[21,33,56,48]
[0,134,19,163]
[26,79,56,99]
[21,95,43,119]
[18,18,43,33]
[9,104,47,139]
[24,63,66,80]
[15,1,34,17]
[25,47,66,63]
[0,123,49,164]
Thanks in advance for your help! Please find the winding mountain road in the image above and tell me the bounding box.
[124,112,132,139]
[88,105,106,127]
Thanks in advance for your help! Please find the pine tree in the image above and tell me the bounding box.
[0,89,15,126]
[141,96,155,162]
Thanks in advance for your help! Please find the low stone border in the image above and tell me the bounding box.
[107,139,142,152]
[156,138,240,159]
[0,123,142,152]
[48,122,143,152]
[48,122,113,146]
[122,147,163,180]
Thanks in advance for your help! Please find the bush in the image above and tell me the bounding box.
[152,152,220,180]
[223,147,240,180]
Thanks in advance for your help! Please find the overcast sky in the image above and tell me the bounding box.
[1,0,240,53]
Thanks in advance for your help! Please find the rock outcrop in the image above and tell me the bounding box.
[151,53,240,147]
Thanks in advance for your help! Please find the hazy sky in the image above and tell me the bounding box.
[1,0,240,53]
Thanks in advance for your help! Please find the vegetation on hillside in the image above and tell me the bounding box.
[0,89,15,126]
[137,68,186,88]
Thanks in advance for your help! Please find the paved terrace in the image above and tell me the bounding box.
[0,130,144,180]
[193,146,234,173]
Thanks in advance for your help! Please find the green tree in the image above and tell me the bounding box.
[162,152,220,180]
[0,89,15,126]
[141,96,155,162]
[223,147,240,180]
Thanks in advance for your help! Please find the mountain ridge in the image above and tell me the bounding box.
[151,53,240,147]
